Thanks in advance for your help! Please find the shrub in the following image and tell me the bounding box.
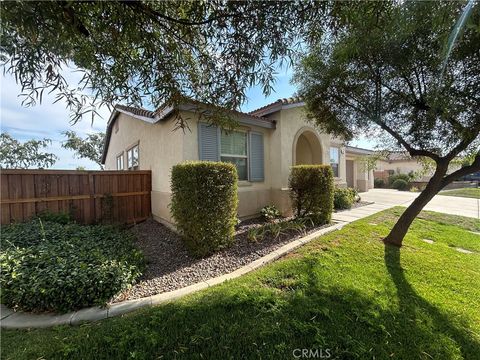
[392,178,409,191]
[334,187,357,210]
[36,210,72,225]
[260,205,281,222]
[0,220,144,313]
[388,173,411,187]
[289,165,334,224]
[170,161,238,257]
[374,178,385,188]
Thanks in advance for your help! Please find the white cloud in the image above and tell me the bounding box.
[1,71,109,169]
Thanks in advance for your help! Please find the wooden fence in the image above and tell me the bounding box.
[0,170,151,225]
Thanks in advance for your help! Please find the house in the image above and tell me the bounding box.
[101,98,374,227]
[375,151,427,177]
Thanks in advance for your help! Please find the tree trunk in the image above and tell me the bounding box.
[383,164,448,247]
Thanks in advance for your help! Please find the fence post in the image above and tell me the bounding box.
[88,172,95,224]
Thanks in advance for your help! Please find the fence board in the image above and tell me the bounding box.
[0,170,151,225]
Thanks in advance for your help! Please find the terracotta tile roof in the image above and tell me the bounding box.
[248,96,304,116]
[345,145,374,155]
[115,104,156,119]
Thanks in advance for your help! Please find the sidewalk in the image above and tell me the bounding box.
[333,189,479,223]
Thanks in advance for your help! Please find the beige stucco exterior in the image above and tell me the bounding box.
[104,103,373,226]
[375,158,425,175]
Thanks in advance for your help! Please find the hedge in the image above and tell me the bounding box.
[288,165,334,224]
[0,219,144,313]
[170,161,238,257]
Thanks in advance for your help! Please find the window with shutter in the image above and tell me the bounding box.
[220,130,248,181]
[198,122,264,182]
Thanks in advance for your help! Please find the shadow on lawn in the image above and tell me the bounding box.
[4,249,480,360]
[384,245,480,359]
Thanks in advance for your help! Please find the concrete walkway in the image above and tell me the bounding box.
[333,189,479,222]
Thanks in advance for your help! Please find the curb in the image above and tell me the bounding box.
[1,222,346,329]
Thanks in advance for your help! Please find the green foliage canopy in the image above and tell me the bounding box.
[0,132,57,169]
[62,131,105,169]
[0,1,334,126]
[294,1,479,176]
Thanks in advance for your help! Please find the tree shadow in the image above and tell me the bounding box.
[384,245,480,359]
[6,248,480,360]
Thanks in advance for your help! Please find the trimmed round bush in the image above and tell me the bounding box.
[334,187,356,210]
[0,220,144,313]
[374,178,385,188]
[170,161,238,257]
[392,178,409,191]
[388,173,411,187]
[289,165,334,224]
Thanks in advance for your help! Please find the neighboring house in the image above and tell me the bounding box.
[101,98,374,226]
[375,151,427,177]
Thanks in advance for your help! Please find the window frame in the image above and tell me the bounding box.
[330,146,340,178]
[220,129,249,181]
[116,152,124,170]
[126,142,140,171]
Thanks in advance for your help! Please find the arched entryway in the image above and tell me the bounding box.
[293,129,323,165]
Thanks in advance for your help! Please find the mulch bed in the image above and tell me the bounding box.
[112,218,333,302]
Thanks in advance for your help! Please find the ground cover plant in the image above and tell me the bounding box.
[3,207,479,359]
[0,217,144,312]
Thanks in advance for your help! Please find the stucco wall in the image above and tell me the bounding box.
[276,106,347,189]
[375,159,425,174]
[105,105,360,225]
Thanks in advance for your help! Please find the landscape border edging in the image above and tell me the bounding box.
[0,221,346,329]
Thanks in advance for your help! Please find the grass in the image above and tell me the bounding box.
[439,187,480,199]
[2,207,479,360]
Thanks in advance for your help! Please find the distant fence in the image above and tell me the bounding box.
[1,169,151,225]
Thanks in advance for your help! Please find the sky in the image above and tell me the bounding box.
[0,66,374,170]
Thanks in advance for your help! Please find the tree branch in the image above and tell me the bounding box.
[120,1,240,27]
[442,151,480,186]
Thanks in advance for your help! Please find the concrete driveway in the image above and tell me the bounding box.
[359,189,479,219]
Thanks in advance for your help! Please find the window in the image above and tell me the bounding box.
[127,144,139,170]
[220,130,248,180]
[330,147,340,177]
[116,153,124,170]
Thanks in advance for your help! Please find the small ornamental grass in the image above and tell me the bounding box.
[0,218,144,313]
[170,161,238,257]
[289,165,334,224]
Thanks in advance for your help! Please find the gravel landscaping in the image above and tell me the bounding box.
[112,218,333,302]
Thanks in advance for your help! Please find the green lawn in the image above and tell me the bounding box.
[2,208,479,360]
[439,187,480,199]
